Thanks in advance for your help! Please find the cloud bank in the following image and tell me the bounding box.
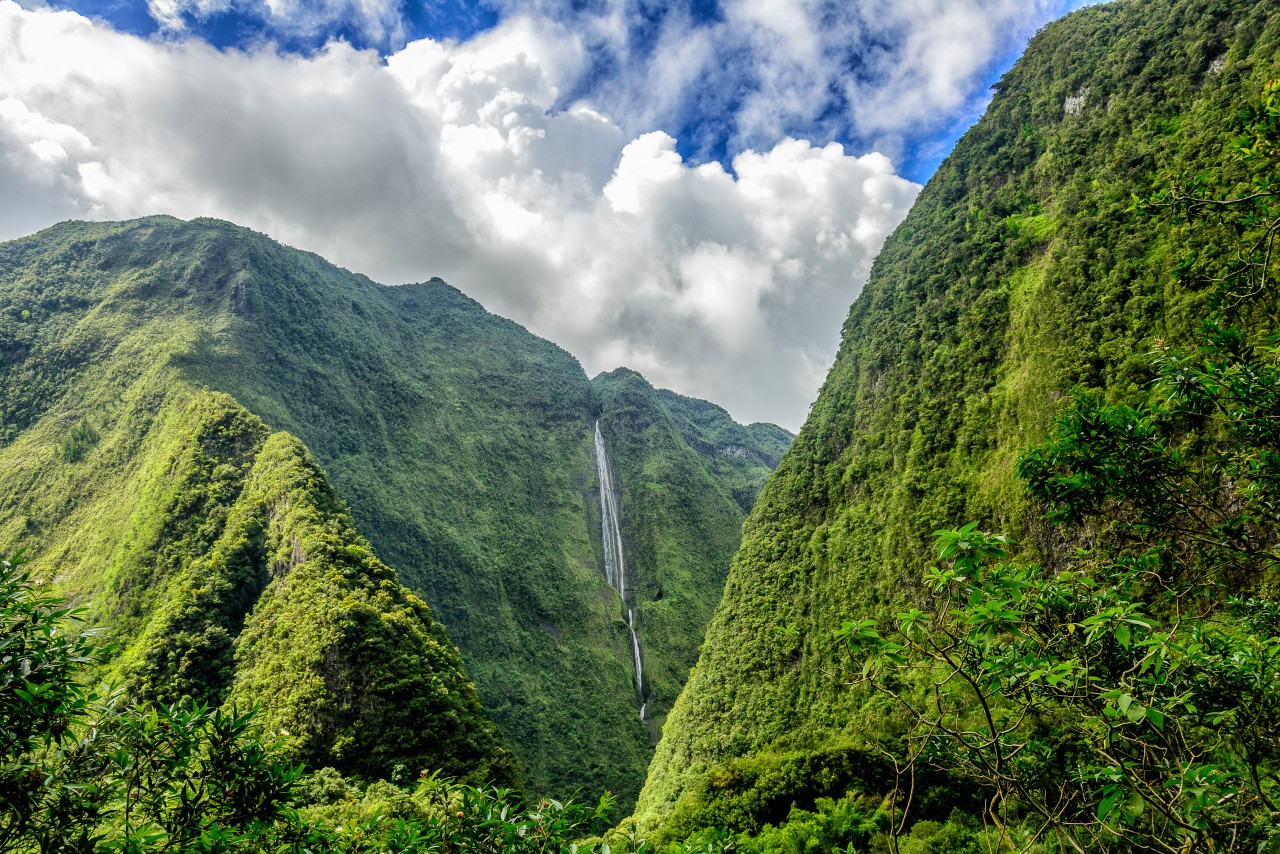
[125,0,1087,176]
[6,0,1094,428]
[0,0,937,429]
[490,0,1081,173]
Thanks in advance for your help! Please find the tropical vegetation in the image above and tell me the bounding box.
[635,0,1280,845]
[0,212,789,808]
[12,0,1280,851]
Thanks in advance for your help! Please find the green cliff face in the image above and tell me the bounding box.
[146,399,517,783]
[592,369,788,736]
[634,0,1280,836]
[0,371,510,783]
[0,216,789,806]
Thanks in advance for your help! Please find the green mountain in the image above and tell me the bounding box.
[0,216,789,806]
[633,0,1280,838]
[592,369,791,736]
[1,372,511,783]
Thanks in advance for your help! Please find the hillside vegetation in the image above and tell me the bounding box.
[592,370,791,731]
[635,0,1280,841]
[0,216,789,806]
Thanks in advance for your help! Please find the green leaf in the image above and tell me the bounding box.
[1097,787,1123,821]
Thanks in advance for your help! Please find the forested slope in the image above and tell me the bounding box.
[592,369,788,736]
[634,0,1280,836]
[0,217,788,806]
[0,370,510,783]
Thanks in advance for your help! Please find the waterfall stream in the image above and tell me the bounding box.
[594,419,648,721]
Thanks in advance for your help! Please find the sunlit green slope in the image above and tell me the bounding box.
[633,0,1280,837]
[0,367,512,783]
[0,217,789,806]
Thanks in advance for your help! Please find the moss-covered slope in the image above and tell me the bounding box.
[225,428,515,783]
[592,370,788,734]
[634,0,1280,835]
[0,216,789,806]
[3,374,510,783]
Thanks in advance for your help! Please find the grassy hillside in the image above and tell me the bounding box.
[633,0,1280,837]
[0,217,788,806]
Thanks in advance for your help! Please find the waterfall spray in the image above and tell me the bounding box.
[594,419,648,721]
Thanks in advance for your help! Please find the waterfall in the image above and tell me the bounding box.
[594,419,648,721]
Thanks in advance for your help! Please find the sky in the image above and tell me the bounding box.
[1,0,1095,431]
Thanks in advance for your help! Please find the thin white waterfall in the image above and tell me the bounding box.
[594,419,648,721]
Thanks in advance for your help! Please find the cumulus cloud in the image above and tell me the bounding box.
[116,0,1086,174]
[0,2,473,275]
[0,97,95,234]
[724,0,1064,148]
[0,0,922,430]
[490,0,1084,170]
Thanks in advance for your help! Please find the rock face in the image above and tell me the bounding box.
[1063,88,1089,116]
[631,0,1280,836]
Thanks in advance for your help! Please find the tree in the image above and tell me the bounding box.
[0,550,625,853]
[0,550,309,853]
[840,82,1280,854]
[0,549,101,851]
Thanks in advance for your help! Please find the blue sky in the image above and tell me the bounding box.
[3,0,1097,429]
[41,0,1091,182]
[46,0,501,52]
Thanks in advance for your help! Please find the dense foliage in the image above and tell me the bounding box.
[0,211,788,805]
[839,78,1280,854]
[636,0,1280,840]
[0,550,303,852]
[0,552,629,852]
[9,552,872,853]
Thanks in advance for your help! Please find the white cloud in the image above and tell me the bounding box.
[146,0,230,32]
[113,0,1086,173]
[491,0,1078,167]
[0,96,97,233]
[0,0,923,430]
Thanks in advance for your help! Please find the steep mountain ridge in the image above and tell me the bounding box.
[0,217,789,806]
[634,0,1280,836]
[1,357,512,783]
